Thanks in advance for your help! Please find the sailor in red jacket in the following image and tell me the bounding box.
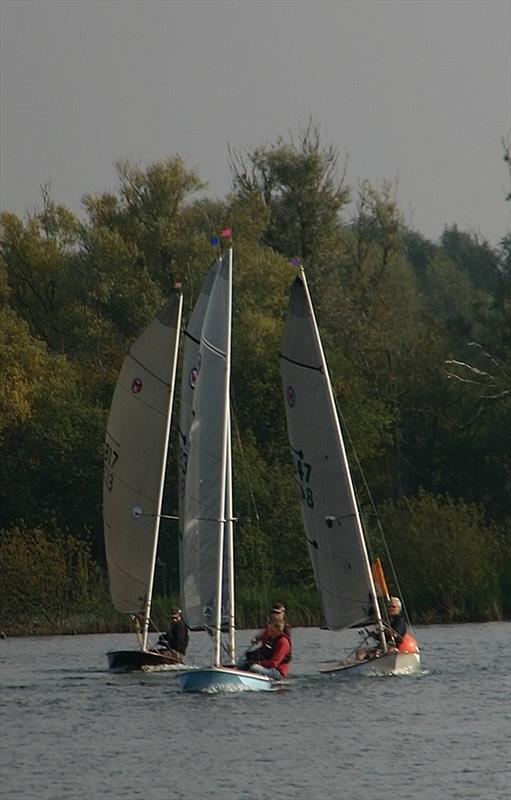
[251,602,291,645]
[249,621,292,680]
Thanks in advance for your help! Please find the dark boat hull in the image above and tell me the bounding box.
[106,649,186,673]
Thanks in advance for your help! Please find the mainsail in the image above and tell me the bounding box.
[103,289,182,616]
[279,270,379,630]
[176,247,285,688]
[179,255,231,632]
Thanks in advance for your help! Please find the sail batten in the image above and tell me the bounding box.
[280,353,324,372]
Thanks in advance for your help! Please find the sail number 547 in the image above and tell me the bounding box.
[293,453,314,508]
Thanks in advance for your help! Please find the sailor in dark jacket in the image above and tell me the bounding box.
[386,597,407,646]
[158,608,189,659]
[358,596,408,660]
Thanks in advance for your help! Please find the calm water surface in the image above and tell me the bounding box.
[1,623,510,799]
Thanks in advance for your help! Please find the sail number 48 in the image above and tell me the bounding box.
[293,454,314,508]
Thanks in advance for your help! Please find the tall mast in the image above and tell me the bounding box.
[225,251,236,664]
[213,248,233,666]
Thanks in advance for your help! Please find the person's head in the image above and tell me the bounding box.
[388,597,402,615]
[270,602,286,622]
[170,607,182,622]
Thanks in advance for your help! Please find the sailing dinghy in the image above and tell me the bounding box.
[103,288,188,672]
[280,269,420,677]
[176,248,274,692]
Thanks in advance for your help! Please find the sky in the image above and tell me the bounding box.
[1,0,510,246]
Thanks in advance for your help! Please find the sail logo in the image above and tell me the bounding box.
[189,367,198,389]
[287,386,296,407]
[131,378,143,393]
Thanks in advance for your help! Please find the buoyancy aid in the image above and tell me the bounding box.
[280,633,292,664]
[262,632,292,664]
[260,625,292,662]
[397,631,419,654]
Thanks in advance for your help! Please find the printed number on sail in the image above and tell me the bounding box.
[104,442,119,492]
[293,453,314,508]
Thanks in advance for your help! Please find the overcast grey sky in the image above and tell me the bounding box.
[1,0,510,245]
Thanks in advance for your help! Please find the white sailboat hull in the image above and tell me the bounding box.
[177,666,275,693]
[320,651,421,677]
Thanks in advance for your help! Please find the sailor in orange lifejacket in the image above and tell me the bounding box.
[356,596,419,661]
[386,597,419,653]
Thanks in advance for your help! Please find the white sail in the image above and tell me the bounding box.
[280,270,379,630]
[176,248,284,688]
[178,259,221,616]
[103,290,182,614]
[179,255,231,631]
[178,260,220,501]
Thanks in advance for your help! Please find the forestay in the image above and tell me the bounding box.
[103,291,182,613]
[279,271,377,630]
[179,256,230,631]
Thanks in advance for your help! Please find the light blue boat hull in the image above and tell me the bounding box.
[176,666,274,693]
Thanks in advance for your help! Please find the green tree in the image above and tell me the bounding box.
[375,491,503,622]
[0,302,105,543]
[0,307,49,437]
[0,198,79,352]
[229,120,350,293]
[317,182,443,502]
[83,157,209,291]
[0,526,100,630]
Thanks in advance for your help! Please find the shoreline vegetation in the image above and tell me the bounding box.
[2,587,320,638]
[1,128,511,638]
[1,586,509,639]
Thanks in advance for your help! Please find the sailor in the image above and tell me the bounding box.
[238,603,291,668]
[385,596,407,647]
[249,620,292,680]
[158,607,189,661]
[251,602,291,644]
[356,596,408,661]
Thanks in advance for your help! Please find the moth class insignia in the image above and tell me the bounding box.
[287,386,296,407]
[189,367,198,389]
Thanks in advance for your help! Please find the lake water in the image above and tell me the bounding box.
[1,622,510,799]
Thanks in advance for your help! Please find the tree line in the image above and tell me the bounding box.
[1,123,510,632]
